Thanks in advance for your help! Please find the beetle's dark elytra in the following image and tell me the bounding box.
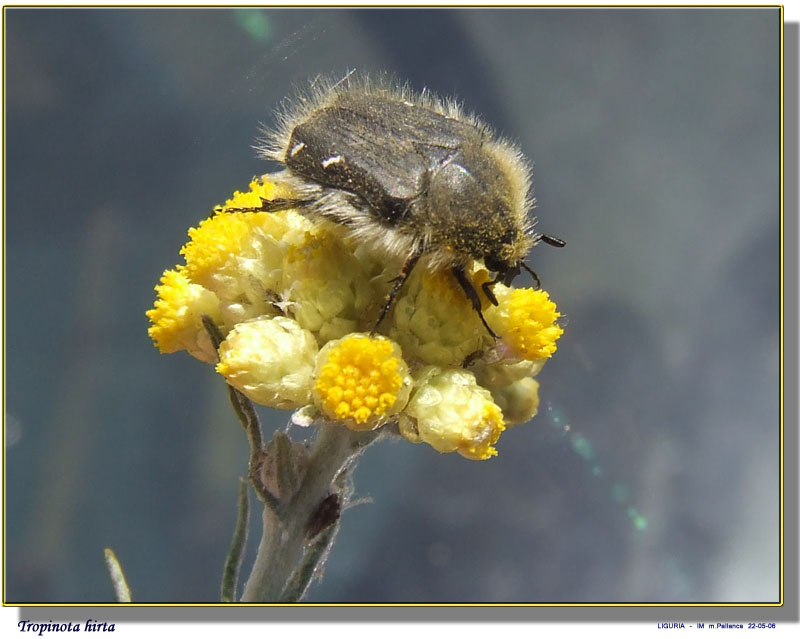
[284,93,486,226]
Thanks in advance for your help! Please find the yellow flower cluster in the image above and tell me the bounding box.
[147,178,564,460]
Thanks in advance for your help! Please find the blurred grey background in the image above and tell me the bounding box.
[4,8,781,603]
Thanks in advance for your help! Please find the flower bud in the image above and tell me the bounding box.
[216,316,318,408]
[399,367,506,460]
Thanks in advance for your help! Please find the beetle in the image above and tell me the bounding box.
[236,75,564,336]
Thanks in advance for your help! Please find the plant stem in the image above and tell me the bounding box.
[240,423,379,602]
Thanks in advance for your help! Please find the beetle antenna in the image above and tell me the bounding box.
[538,233,566,248]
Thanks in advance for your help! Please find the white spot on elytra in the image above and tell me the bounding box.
[321,155,343,168]
[289,142,306,157]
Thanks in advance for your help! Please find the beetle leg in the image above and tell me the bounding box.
[373,249,423,333]
[215,197,314,215]
[520,263,542,289]
[481,277,500,306]
[452,265,498,339]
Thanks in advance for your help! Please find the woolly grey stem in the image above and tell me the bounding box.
[240,423,378,602]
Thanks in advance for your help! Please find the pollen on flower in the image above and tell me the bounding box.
[491,288,564,360]
[146,268,222,363]
[313,334,410,430]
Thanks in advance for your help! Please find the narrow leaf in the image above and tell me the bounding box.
[221,478,250,602]
[104,547,132,603]
[278,522,339,603]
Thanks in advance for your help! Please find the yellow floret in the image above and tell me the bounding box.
[313,334,410,430]
[180,209,274,286]
[146,268,222,363]
[181,179,281,285]
[486,287,564,360]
